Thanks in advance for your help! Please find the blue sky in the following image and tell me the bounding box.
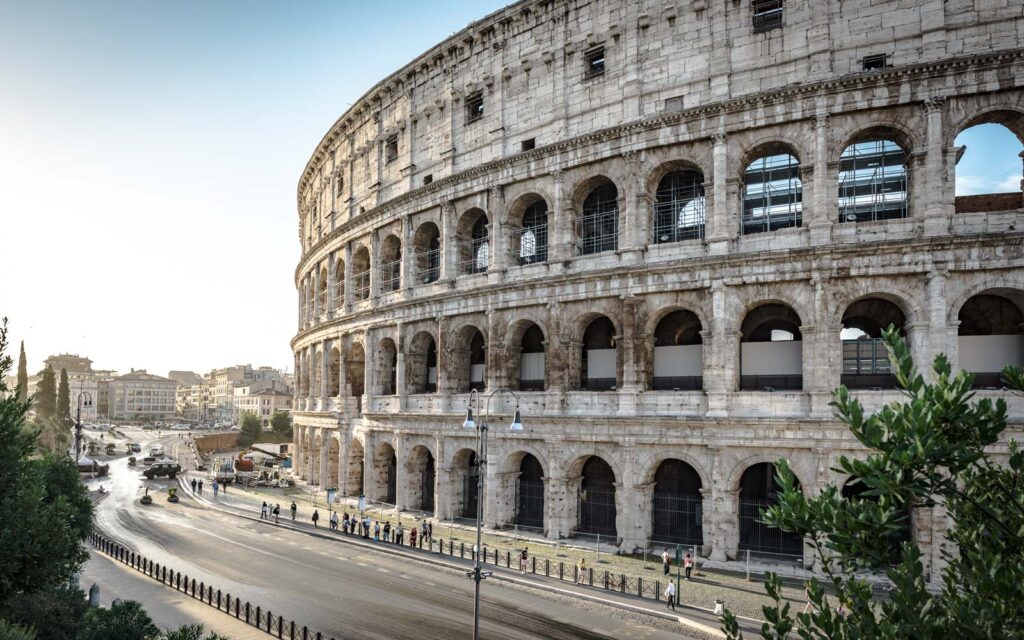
[0,1,1020,377]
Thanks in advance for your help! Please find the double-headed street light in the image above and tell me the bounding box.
[74,391,94,461]
[463,388,523,640]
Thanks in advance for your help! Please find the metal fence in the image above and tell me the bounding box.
[88,532,336,640]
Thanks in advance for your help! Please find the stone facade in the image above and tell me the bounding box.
[290,0,1024,575]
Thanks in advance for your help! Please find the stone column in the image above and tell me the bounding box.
[320,339,330,405]
[489,186,508,272]
[393,436,408,510]
[633,483,656,552]
[440,201,457,281]
[343,243,353,308]
[327,253,337,313]
[707,134,732,255]
[923,98,950,236]
[924,269,949,380]
[545,472,575,541]
[401,215,413,292]
[705,283,732,417]
[313,265,322,320]
[620,150,645,254]
[395,324,407,407]
[319,437,330,487]
[369,231,380,299]
[550,170,574,262]
[809,114,833,245]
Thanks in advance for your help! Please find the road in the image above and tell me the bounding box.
[82,428,715,640]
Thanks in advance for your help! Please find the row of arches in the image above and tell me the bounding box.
[301,434,911,558]
[297,290,1024,397]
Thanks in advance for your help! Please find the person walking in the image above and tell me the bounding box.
[190,478,197,494]
[290,501,297,521]
[395,522,404,545]
[684,552,694,580]
[312,509,320,529]
[212,480,219,497]
[409,526,417,548]
[576,558,587,585]
[222,481,227,493]
[330,511,338,531]
[665,581,677,612]
[273,504,281,523]
[373,521,381,542]
[261,502,268,519]
[383,521,391,543]
[426,521,432,543]
[662,548,672,576]
[341,512,349,533]
[197,479,203,494]
[520,547,529,574]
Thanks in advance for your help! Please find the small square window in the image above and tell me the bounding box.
[521,138,536,152]
[423,174,433,185]
[752,0,783,33]
[465,92,484,124]
[385,135,398,163]
[862,54,887,71]
[584,47,605,79]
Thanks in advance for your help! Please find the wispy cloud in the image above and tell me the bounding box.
[957,172,1022,196]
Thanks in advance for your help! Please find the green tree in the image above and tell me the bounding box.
[34,365,56,423]
[161,624,228,640]
[0,319,93,605]
[16,341,27,404]
[270,410,292,438]
[58,368,72,428]
[1,584,87,640]
[723,329,1024,640]
[238,411,262,447]
[0,618,37,640]
[76,600,159,640]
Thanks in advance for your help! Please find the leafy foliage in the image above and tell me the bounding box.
[16,342,28,404]
[722,328,1024,640]
[0,618,37,640]
[1,585,88,640]
[238,411,261,447]
[34,366,56,423]
[161,624,228,640]
[270,410,292,438]
[76,600,159,640]
[57,369,72,428]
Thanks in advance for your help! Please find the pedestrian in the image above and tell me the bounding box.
[409,526,417,548]
[340,512,348,532]
[426,521,432,542]
[222,481,227,494]
[665,581,676,611]
[312,509,320,529]
[273,504,281,523]
[576,558,587,585]
[395,522,403,545]
[383,521,391,542]
[261,502,268,520]
[290,501,297,521]
[662,548,671,576]
[212,480,219,497]
[520,547,529,574]
[198,479,203,494]
[190,478,197,493]
[684,552,694,580]
[420,521,427,545]
[373,521,381,542]
[330,511,338,531]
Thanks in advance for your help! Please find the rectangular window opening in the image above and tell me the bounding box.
[521,138,536,152]
[465,92,484,124]
[385,135,399,164]
[584,47,605,80]
[862,54,887,71]
[423,174,433,185]
[752,0,783,33]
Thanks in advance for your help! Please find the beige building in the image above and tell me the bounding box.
[290,0,1024,582]
[44,354,98,422]
[109,370,177,420]
[233,380,293,426]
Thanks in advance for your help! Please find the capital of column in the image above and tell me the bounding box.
[712,133,727,145]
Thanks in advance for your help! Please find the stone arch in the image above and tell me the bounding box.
[334,257,345,303]
[648,160,707,244]
[412,221,441,284]
[578,314,620,391]
[328,345,341,397]
[317,266,328,312]
[956,289,1024,386]
[946,105,1024,149]
[506,193,550,266]
[504,318,548,392]
[738,140,803,235]
[512,451,545,530]
[644,158,707,197]
[372,441,398,505]
[727,451,807,493]
[737,461,804,557]
[405,444,436,513]
[345,437,364,496]
[374,337,398,396]
[839,122,918,159]
[351,246,371,301]
[457,208,489,275]
[831,285,920,329]
[447,322,487,393]
[451,447,480,519]
[572,176,620,255]
[571,455,617,538]
[837,125,911,224]
[639,448,711,490]
[345,342,365,397]
[379,234,402,293]
[649,458,704,546]
[839,295,909,389]
[739,302,803,391]
[406,329,438,394]
[650,308,704,391]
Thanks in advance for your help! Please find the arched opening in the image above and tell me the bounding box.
[459,209,489,275]
[469,329,487,392]
[741,149,802,235]
[373,443,397,505]
[518,324,546,391]
[838,138,908,223]
[957,291,1024,388]
[653,169,705,243]
[351,246,371,301]
[738,462,802,558]
[652,310,703,390]
[953,119,1024,213]
[515,453,545,531]
[345,439,364,497]
[406,331,438,394]
[577,180,619,255]
[413,222,441,284]
[841,297,906,389]
[453,448,480,520]
[379,234,402,293]
[581,316,618,391]
[327,437,340,488]
[328,346,341,397]
[317,268,328,314]
[376,338,397,396]
[514,198,549,265]
[739,303,803,390]
[576,456,617,538]
[346,343,365,398]
[842,476,912,563]
[407,446,436,513]
[651,459,703,546]
[333,259,345,307]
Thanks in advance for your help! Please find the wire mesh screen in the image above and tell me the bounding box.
[742,153,802,235]
[415,248,440,284]
[577,487,617,537]
[515,479,545,530]
[577,184,619,255]
[752,0,783,32]
[738,497,802,557]
[463,470,480,518]
[838,140,908,223]
[651,493,704,546]
[460,238,489,275]
[519,202,548,264]
[380,259,401,292]
[653,171,705,243]
[352,269,370,301]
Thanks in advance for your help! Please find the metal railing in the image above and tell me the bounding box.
[414,248,440,284]
[518,223,548,265]
[380,260,401,293]
[352,269,370,301]
[88,532,336,640]
[738,375,803,391]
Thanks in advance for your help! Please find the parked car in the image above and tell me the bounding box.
[142,461,181,479]
[129,442,142,453]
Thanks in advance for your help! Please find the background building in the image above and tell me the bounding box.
[233,380,293,426]
[43,354,98,422]
[108,370,177,420]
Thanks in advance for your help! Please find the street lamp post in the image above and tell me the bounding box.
[74,391,94,461]
[463,388,524,640]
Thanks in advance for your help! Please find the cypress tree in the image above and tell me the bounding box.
[35,365,56,422]
[16,341,27,403]
[57,368,72,427]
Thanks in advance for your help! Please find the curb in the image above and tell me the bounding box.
[181,481,729,637]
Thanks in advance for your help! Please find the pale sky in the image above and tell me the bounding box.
[1,1,1020,377]
[0,0,506,377]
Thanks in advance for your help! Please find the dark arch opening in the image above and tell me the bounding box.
[515,454,545,530]
[581,316,617,391]
[519,200,549,265]
[741,151,802,235]
[519,324,546,391]
[579,182,619,255]
[413,222,441,284]
[738,462,802,558]
[838,139,908,223]
[957,293,1024,388]
[739,304,803,391]
[651,459,704,546]
[469,329,486,391]
[652,310,704,391]
[654,169,706,243]
[577,456,617,538]
[841,298,906,389]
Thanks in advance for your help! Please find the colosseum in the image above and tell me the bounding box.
[290,0,1024,574]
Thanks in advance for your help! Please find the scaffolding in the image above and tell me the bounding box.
[352,268,370,301]
[653,171,705,243]
[380,259,401,292]
[838,139,908,223]
[414,247,440,284]
[742,153,802,235]
[577,185,619,255]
